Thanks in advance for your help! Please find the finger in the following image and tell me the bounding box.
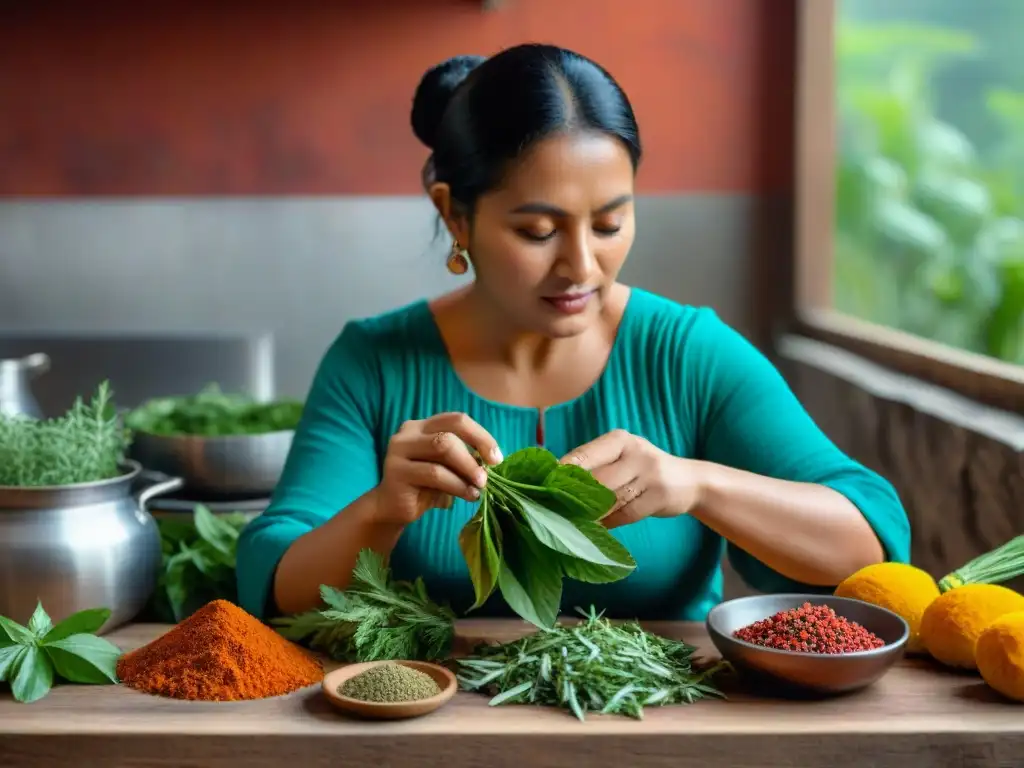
[402,459,481,503]
[590,459,639,493]
[601,490,649,529]
[560,429,631,470]
[407,430,489,488]
[425,412,503,465]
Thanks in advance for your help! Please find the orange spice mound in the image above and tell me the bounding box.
[116,599,323,702]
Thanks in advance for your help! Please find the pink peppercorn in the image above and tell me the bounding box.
[733,602,885,654]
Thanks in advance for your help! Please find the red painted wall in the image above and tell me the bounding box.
[0,0,794,196]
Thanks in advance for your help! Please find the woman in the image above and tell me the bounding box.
[236,44,910,622]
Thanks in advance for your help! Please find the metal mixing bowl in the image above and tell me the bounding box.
[129,429,294,498]
[706,593,909,696]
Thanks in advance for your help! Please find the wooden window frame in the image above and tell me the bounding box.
[792,0,1024,414]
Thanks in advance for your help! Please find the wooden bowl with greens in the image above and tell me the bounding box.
[125,384,303,498]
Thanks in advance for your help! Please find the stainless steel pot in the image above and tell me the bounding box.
[0,352,49,418]
[130,429,293,497]
[0,460,182,633]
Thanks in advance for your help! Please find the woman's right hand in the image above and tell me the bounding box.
[372,412,503,525]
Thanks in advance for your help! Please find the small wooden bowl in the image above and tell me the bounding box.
[321,660,458,720]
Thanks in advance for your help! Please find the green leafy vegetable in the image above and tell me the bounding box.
[273,549,456,663]
[459,447,636,628]
[0,603,121,703]
[457,607,728,721]
[145,504,251,623]
[125,383,303,436]
[0,381,131,487]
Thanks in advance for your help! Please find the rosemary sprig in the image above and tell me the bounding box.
[0,380,131,487]
[457,607,728,721]
[272,549,457,663]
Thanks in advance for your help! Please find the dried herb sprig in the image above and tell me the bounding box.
[273,549,456,663]
[457,607,728,721]
[0,380,131,487]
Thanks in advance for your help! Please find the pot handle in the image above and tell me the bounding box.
[135,471,184,508]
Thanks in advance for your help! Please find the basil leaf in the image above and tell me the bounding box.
[493,447,559,485]
[194,504,240,557]
[459,506,500,610]
[0,615,34,647]
[557,520,636,583]
[43,634,121,684]
[26,602,52,638]
[0,644,25,681]
[542,464,618,521]
[516,495,625,567]
[11,646,54,704]
[497,524,562,629]
[43,607,111,645]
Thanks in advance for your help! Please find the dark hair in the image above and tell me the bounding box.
[411,44,641,216]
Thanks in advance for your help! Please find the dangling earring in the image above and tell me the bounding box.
[447,240,470,275]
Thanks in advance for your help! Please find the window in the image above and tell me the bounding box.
[795,0,1024,412]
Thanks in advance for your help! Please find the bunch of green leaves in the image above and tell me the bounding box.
[125,383,303,437]
[459,447,636,629]
[457,607,727,721]
[0,380,131,487]
[145,504,251,623]
[0,604,121,704]
[273,549,456,663]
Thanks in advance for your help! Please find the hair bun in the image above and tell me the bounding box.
[411,54,486,149]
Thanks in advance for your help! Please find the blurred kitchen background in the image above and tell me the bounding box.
[2,0,1022,598]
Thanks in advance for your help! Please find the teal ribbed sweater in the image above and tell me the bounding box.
[237,288,910,621]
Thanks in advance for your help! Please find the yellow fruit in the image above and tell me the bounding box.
[920,584,1024,670]
[834,562,940,654]
[976,611,1024,702]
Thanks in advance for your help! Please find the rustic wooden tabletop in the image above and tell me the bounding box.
[1,619,1021,767]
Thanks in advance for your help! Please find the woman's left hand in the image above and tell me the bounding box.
[560,430,706,529]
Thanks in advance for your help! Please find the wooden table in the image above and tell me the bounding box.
[1,620,1022,767]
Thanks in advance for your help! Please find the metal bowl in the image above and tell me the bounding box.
[706,593,909,697]
[129,429,293,498]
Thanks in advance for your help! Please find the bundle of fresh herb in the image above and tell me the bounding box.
[273,549,456,663]
[0,380,131,487]
[457,607,727,721]
[145,504,252,623]
[0,604,122,703]
[459,447,636,629]
[126,383,303,437]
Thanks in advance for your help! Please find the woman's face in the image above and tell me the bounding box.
[450,132,636,338]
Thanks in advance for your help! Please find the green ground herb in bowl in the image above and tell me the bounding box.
[125,383,303,437]
[340,663,443,703]
[0,381,131,487]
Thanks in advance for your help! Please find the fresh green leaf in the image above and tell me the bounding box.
[557,520,636,583]
[542,464,618,521]
[0,615,34,647]
[493,446,559,484]
[26,602,52,638]
[0,644,25,681]
[498,524,563,629]
[194,503,240,558]
[42,607,111,645]
[459,510,500,610]
[516,494,626,568]
[10,646,54,704]
[43,634,121,684]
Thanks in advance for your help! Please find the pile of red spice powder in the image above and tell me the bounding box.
[116,599,323,701]
[733,602,886,654]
